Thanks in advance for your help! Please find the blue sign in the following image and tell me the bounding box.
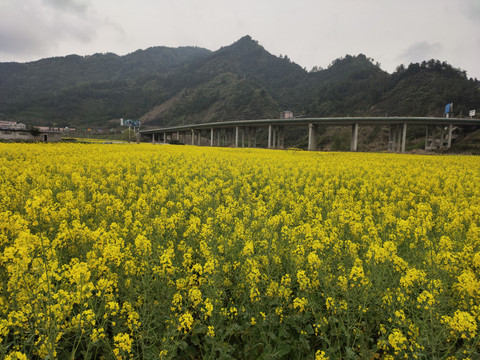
[124,119,140,127]
[445,103,453,114]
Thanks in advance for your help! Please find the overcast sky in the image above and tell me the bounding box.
[1,0,479,78]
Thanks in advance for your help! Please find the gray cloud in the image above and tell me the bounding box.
[397,41,443,65]
[462,0,480,21]
[44,0,89,13]
[0,0,479,78]
[0,0,118,61]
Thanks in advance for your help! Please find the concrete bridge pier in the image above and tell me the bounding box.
[388,124,407,153]
[190,129,195,145]
[401,123,407,153]
[350,123,359,151]
[447,124,453,148]
[235,126,240,147]
[308,123,317,151]
[268,125,273,149]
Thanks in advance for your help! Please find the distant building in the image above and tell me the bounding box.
[0,121,26,130]
[280,111,294,119]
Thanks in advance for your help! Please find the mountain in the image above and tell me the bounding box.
[0,46,211,125]
[303,54,390,117]
[0,36,478,129]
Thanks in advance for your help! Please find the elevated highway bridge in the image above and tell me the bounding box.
[140,117,480,152]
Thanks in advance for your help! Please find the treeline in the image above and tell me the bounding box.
[0,36,478,128]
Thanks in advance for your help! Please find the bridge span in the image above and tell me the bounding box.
[140,117,480,152]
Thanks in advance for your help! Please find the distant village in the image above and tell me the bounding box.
[0,120,125,142]
[0,120,70,142]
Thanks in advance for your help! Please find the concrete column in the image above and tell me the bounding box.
[198,131,202,146]
[191,129,195,145]
[388,126,392,151]
[401,123,407,153]
[447,124,453,148]
[272,126,277,148]
[431,127,436,150]
[235,126,239,147]
[350,123,359,151]
[253,128,257,147]
[393,125,399,152]
[164,133,167,144]
[308,123,317,151]
[210,128,214,146]
[241,127,245,147]
[152,134,155,144]
[268,125,272,148]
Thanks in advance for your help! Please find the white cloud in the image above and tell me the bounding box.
[0,0,479,78]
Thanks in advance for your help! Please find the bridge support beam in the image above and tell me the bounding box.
[235,126,239,147]
[401,123,407,153]
[308,123,317,151]
[268,125,272,149]
[191,129,195,145]
[164,132,167,144]
[210,128,214,146]
[350,123,359,151]
[447,124,453,148]
[389,124,407,153]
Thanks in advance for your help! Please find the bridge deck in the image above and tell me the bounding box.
[139,117,480,152]
[140,117,480,134]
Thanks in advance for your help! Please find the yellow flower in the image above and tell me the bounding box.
[388,329,408,354]
[293,297,308,312]
[178,312,194,333]
[5,352,28,360]
[315,350,329,360]
[207,325,215,337]
[113,333,133,359]
[442,310,477,339]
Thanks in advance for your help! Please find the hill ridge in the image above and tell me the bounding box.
[0,36,478,128]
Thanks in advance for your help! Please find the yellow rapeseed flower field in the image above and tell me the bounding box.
[0,143,479,359]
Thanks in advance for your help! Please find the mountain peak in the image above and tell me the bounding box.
[220,35,263,53]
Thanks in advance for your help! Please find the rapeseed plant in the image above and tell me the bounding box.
[0,143,478,358]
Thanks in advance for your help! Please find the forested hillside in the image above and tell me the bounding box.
[0,35,478,128]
